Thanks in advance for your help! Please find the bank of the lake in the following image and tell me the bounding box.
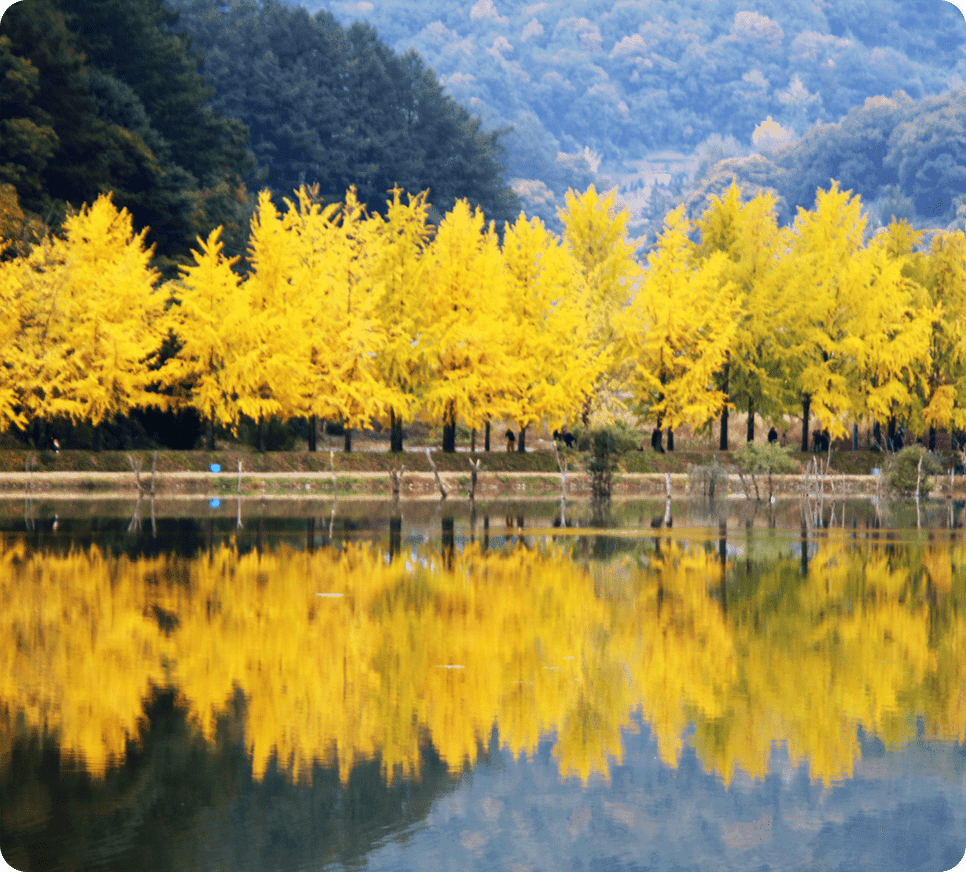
[0,448,954,499]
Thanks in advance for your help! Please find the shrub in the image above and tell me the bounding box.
[888,446,941,496]
[732,442,799,501]
[585,425,634,501]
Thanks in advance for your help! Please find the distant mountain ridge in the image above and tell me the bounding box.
[297,0,966,234]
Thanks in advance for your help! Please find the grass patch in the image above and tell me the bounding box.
[0,446,889,478]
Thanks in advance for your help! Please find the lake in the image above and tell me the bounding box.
[1,495,965,872]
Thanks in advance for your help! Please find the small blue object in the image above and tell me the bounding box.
[872,468,881,477]
[209,463,221,473]
[209,498,221,509]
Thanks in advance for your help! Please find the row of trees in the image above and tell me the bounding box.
[2,178,966,452]
[0,184,623,450]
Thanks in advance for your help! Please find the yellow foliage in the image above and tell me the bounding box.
[0,195,169,431]
[3,527,964,792]
[619,206,741,431]
[168,227,247,431]
[499,212,601,430]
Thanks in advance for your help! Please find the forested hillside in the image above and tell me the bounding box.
[167,0,518,228]
[302,0,966,233]
[0,0,253,271]
[0,0,518,274]
[685,90,966,237]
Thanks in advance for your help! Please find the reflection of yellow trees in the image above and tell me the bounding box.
[0,541,171,775]
[1,532,964,789]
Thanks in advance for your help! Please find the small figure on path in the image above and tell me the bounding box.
[506,429,516,452]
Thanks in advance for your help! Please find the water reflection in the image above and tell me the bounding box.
[1,500,965,871]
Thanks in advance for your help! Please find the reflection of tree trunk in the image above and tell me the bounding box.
[719,360,730,450]
[801,395,811,452]
[800,519,809,577]
[390,408,404,452]
[389,514,402,561]
[483,515,489,552]
[441,516,455,570]
[308,415,317,452]
[517,423,526,453]
[718,519,727,573]
[746,398,755,443]
[306,516,315,553]
[484,420,491,452]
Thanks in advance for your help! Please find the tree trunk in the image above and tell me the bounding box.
[343,426,352,453]
[308,415,317,452]
[667,428,674,451]
[484,420,491,452]
[207,412,215,452]
[471,428,476,453]
[801,395,811,452]
[442,406,456,452]
[873,420,882,450]
[256,417,265,452]
[719,359,730,450]
[746,398,755,443]
[33,418,47,451]
[517,423,526,453]
[390,408,404,452]
[888,416,897,451]
[929,425,937,452]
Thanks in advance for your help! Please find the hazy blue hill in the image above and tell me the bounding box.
[297,0,966,235]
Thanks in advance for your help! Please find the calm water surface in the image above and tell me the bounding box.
[1,496,965,872]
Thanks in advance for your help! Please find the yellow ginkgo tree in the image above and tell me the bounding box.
[285,186,394,451]
[907,228,966,448]
[167,227,247,449]
[234,190,309,449]
[618,206,740,450]
[781,184,868,449]
[845,223,933,444]
[419,199,509,452]
[500,212,601,448]
[2,195,170,446]
[370,187,435,452]
[694,181,794,447]
[558,185,639,425]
